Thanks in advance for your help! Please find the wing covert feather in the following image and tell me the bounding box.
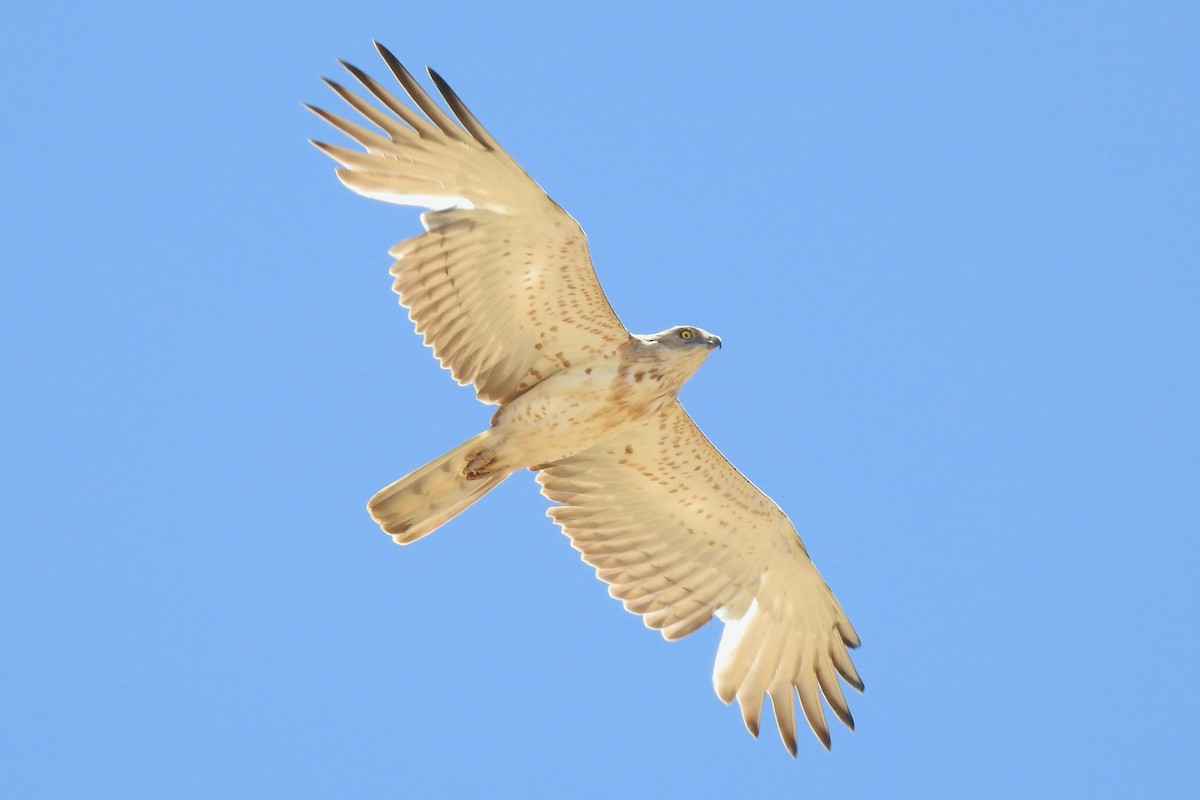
[537,402,862,754]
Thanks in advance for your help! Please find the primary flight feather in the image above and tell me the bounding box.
[309,42,863,755]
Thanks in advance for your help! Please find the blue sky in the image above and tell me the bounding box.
[3,2,1197,797]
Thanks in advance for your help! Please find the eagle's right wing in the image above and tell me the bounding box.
[537,401,863,755]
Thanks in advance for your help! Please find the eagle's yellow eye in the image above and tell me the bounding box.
[679,329,694,340]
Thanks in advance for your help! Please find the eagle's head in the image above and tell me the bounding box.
[643,325,722,351]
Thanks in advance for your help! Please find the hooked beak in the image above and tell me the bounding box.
[708,334,722,350]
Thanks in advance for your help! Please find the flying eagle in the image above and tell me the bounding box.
[308,42,862,755]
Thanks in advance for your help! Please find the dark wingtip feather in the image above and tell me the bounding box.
[425,68,461,115]
[367,41,466,140]
[338,59,371,85]
[427,66,449,91]
[424,65,503,151]
[302,104,339,127]
[373,41,405,75]
[308,139,333,154]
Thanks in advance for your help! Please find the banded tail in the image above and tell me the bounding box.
[369,432,509,543]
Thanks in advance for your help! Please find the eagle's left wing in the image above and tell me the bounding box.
[308,43,629,405]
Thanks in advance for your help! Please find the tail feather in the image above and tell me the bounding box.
[368,432,508,543]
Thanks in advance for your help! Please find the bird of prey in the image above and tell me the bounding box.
[308,42,863,755]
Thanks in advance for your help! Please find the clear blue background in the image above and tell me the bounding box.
[3,2,1197,797]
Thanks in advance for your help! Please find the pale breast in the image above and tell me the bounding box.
[490,352,680,469]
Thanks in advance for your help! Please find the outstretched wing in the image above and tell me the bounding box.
[536,402,863,755]
[309,43,629,404]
